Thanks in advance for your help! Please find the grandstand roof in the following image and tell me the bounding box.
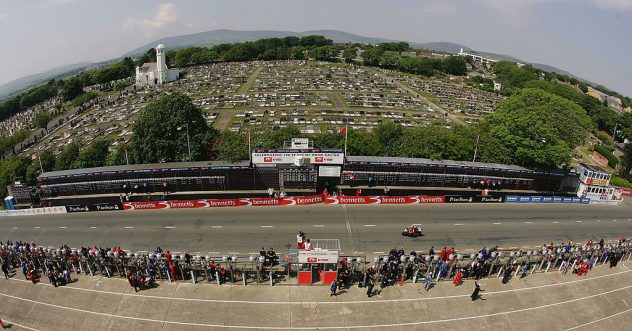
[345,156,529,171]
[39,161,251,179]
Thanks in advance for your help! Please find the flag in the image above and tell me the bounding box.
[123,141,129,165]
[339,127,347,134]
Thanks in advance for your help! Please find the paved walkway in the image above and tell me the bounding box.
[1,259,631,330]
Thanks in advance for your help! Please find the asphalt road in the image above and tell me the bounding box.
[1,204,631,257]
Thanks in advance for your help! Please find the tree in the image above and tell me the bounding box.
[217,131,249,162]
[106,144,129,166]
[374,122,403,156]
[621,143,632,179]
[131,92,219,163]
[54,142,80,170]
[343,48,357,63]
[61,77,84,102]
[345,130,382,156]
[25,150,56,185]
[73,138,110,169]
[493,61,538,91]
[290,46,306,60]
[379,51,400,69]
[0,157,31,197]
[444,56,467,76]
[33,111,52,129]
[485,88,592,168]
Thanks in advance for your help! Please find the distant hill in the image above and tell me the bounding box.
[0,29,607,100]
[0,62,91,101]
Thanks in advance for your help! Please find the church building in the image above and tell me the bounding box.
[135,43,179,88]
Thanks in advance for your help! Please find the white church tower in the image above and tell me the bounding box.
[156,43,167,84]
[135,43,179,88]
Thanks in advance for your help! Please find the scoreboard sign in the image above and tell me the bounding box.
[252,149,344,165]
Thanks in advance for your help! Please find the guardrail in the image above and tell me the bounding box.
[1,239,630,288]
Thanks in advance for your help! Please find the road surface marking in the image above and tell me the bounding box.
[553,221,559,224]
[228,252,239,255]
[363,224,376,227]
[124,226,134,229]
[313,225,325,227]
[493,222,502,225]
[576,221,582,223]
[522,246,531,248]
[34,226,40,229]
[90,226,97,229]
[373,251,384,254]
[165,226,176,229]
[454,223,464,226]
[260,225,273,228]
[524,222,533,224]
[563,308,632,331]
[3,279,632,329]
[624,299,629,307]
[208,252,220,254]
[596,220,601,222]
[211,226,223,229]
[509,247,518,249]
[59,226,66,229]
[248,252,259,255]
[612,220,618,222]
[12,227,18,229]
[6,266,631,305]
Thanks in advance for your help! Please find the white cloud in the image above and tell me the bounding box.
[0,13,6,21]
[124,3,178,34]
[423,1,459,14]
[594,0,632,9]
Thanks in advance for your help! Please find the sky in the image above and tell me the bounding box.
[1,0,631,96]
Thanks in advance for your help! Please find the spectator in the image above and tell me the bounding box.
[330,280,337,297]
[268,187,274,198]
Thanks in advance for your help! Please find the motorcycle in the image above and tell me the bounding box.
[402,224,423,237]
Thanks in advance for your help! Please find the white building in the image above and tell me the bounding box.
[135,43,179,88]
[458,48,498,67]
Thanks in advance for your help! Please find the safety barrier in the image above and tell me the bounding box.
[2,240,629,289]
[504,196,590,204]
[0,206,67,217]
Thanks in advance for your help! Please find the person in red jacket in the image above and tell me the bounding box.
[440,247,447,261]
[453,269,463,286]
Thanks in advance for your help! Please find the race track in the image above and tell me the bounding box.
[1,204,631,256]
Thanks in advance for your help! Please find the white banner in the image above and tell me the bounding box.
[318,166,341,177]
[252,152,344,165]
[0,206,67,217]
[298,250,339,263]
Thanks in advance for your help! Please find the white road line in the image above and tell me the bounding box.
[165,226,176,229]
[525,222,533,224]
[33,226,40,229]
[576,221,582,223]
[124,226,134,229]
[260,225,273,228]
[228,252,239,255]
[373,251,385,254]
[364,224,376,227]
[211,226,223,229]
[596,220,601,222]
[89,226,97,229]
[59,226,66,229]
[313,225,325,227]
[6,267,631,305]
[12,227,18,230]
[3,279,632,329]
[454,223,464,226]
[248,252,259,255]
[509,247,518,249]
[493,222,502,225]
[624,299,629,307]
[563,308,632,331]
[553,221,559,224]
[612,220,618,222]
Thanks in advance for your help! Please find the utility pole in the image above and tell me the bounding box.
[472,134,480,163]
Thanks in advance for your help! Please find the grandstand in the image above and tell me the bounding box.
[35,155,579,199]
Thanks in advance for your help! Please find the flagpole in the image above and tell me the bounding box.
[247,129,251,163]
[343,125,348,157]
[124,142,129,165]
[472,134,480,163]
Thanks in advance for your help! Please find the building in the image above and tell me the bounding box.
[457,48,498,67]
[576,163,618,201]
[135,43,179,88]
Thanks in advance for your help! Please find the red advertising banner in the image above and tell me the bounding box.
[123,195,327,210]
[619,189,632,196]
[325,195,445,205]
